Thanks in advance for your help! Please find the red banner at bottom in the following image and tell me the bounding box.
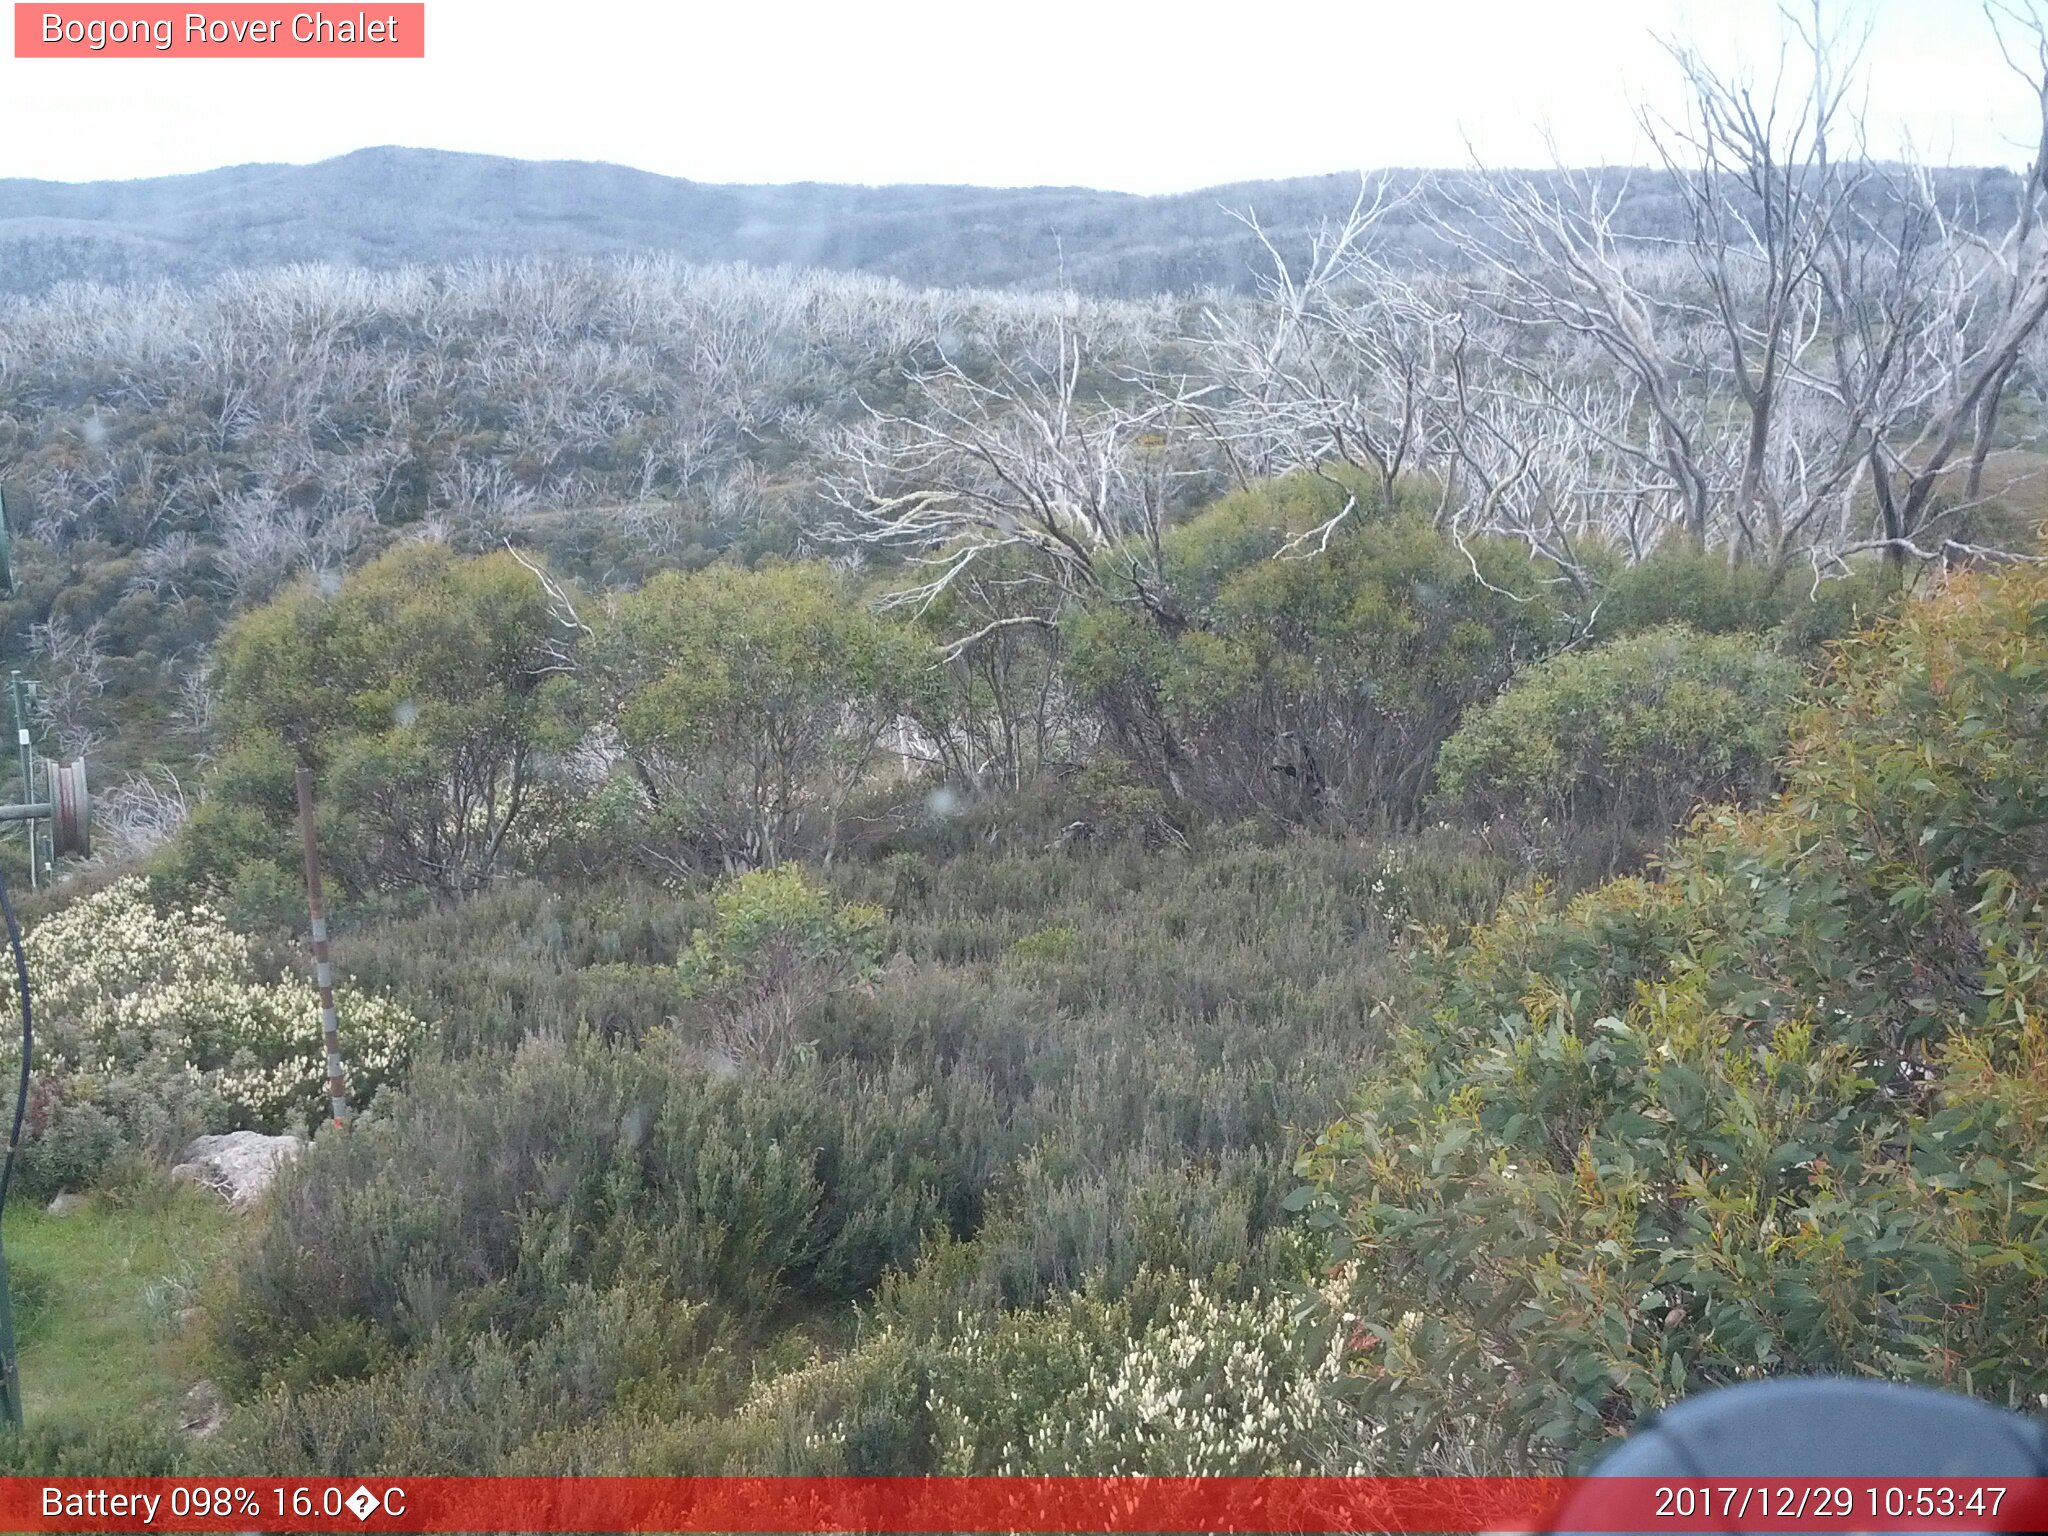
[7,1475,2048,1533]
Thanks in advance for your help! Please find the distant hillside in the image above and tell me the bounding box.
[0,147,2027,299]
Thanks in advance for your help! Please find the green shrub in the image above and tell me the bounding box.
[0,1417,188,1475]
[946,1151,1290,1313]
[1044,758,1185,849]
[1008,926,1081,963]
[1062,474,1568,823]
[222,859,313,936]
[677,867,884,1066]
[207,1281,713,1476]
[1590,550,1894,649]
[572,562,945,869]
[1433,626,1801,861]
[907,543,1069,797]
[1303,564,2048,1472]
[718,1333,938,1475]
[15,1083,130,1201]
[146,735,298,903]
[327,877,704,1057]
[213,1035,995,1392]
[192,544,564,900]
[1369,823,1521,939]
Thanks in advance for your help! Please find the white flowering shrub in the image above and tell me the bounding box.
[0,879,425,1189]
[922,1277,1367,1475]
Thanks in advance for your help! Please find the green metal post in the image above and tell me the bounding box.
[0,491,26,1429]
[10,675,33,891]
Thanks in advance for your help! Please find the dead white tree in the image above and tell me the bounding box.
[502,540,592,677]
[1438,162,1723,552]
[1188,177,1467,538]
[823,310,1207,654]
[1831,1,2048,565]
[92,767,190,862]
[1432,1,2048,573]
[26,617,109,757]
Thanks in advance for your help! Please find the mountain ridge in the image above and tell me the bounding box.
[0,145,2026,298]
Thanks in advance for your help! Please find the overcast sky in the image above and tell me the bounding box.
[0,0,2035,191]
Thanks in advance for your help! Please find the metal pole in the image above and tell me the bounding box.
[295,764,350,1128]
[8,677,32,892]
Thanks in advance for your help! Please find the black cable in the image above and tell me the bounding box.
[0,865,30,1218]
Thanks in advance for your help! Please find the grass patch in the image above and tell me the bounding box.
[3,1183,240,1434]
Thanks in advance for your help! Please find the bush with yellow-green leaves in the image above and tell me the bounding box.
[676,865,883,1066]
[1432,624,1802,848]
[0,878,424,1196]
[1300,565,2048,1472]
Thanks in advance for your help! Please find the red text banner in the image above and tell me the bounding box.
[14,5,424,57]
[5,1476,2048,1533]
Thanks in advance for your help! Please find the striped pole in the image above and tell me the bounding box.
[295,763,350,1128]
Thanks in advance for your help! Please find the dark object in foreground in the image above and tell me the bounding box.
[1551,1378,2048,1534]
[1592,1378,2048,1476]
